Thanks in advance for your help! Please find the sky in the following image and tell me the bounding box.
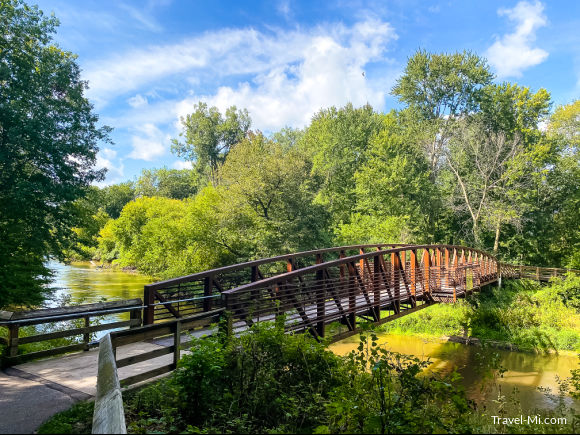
[33,0,580,186]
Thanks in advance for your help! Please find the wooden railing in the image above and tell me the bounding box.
[143,244,413,324]
[0,299,143,366]
[92,310,223,434]
[500,263,579,281]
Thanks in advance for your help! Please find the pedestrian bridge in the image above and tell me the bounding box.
[143,243,501,340]
[1,243,576,434]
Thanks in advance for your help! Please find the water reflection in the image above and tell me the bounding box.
[330,333,579,412]
[47,261,154,306]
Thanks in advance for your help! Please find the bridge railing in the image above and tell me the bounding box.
[222,245,498,339]
[0,299,143,367]
[499,263,579,281]
[142,244,413,324]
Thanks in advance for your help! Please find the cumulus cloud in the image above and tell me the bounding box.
[84,18,397,126]
[173,19,396,131]
[172,160,193,170]
[94,149,124,186]
[486,1,548,78]
[128,123,169,161]
[127,94,148,108]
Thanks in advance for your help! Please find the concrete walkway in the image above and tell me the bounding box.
[0,340,175,434]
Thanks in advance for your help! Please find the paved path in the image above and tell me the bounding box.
[0,340,176,434]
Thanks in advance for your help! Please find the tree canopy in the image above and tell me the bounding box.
[0,0,110,306]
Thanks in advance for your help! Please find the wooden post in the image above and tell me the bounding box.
[83,316,90,351]
[143,285,155,325]
[536,267,540,281]
[8,324,18,358]
[424,249,431,297]
[129,308,142,328]
[373,255,382,320]
[173,321,181,368]
[410,250,416,297]
[203,276,213,312]
[391,252,400,312]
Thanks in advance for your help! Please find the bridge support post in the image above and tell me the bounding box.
[391,253,401,314]
[316,266,326,338]
[203,276,213,312]
[143,285,154,325]
[424,249,431,300]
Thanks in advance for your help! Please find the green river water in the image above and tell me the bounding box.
[48,261,578,413]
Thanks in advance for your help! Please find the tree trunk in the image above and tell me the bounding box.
[493,220,501,254]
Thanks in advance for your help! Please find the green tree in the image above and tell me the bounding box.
[0,1,110,307]
[344,111,435,243]
[135,167,200,200]
[392,49,494,178]
[171,102,251,185]
[219,132,330,258]
[299,103,383,227]
[99,182,136,219]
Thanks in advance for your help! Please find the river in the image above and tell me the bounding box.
[48,261,578,413]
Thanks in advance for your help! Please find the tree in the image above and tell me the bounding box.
[219,132,330,257]
[344,111,435,243]
[299,103,383,227]
[171,102,251,185]
[99,182,136,219]
[392,50,494,178]
[0,1,110,307]
[445,120,528,248]
[135,167,200,200]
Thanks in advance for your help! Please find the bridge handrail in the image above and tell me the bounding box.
[0,299,144,367]
[145,243,412,290]
[222,244,497,295]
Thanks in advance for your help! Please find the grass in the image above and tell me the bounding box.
[380,276,580,352]
[36,400,94,434]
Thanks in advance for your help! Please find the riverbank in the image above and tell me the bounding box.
[378,277,580,353]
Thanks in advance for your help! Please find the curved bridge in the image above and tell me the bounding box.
[143,244,499,340]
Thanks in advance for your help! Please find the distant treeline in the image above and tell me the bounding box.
[68,50,579,280]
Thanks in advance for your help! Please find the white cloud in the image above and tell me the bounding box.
[119,3,162,32]
[84,18,397,119]
[128,123,169,161]
[94,150,124,186]
[173,18,396,131]
[172,160,193,170]
[486,1,548,78]
[127,94,148,108]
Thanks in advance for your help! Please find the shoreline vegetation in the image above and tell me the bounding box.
[378,277,580,353]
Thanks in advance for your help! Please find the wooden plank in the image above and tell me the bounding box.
[10,299,143,321]
[115,346,174,368]
[0,311,13,321]
[4,343,89,365]
[18,320,140,345]
[120,364,174,387]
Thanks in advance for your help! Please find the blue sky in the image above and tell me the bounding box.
[34,0,580,185]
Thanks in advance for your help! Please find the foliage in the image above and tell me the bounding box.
[0,0,110,307]
[99,182,136,219]
[218,132,330,258]
[36,400,93,434]
[123,323,478,434]
[299,103,383,226]
[381,278,580,352]
[171,102,251,184]
[135,167,200,200]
